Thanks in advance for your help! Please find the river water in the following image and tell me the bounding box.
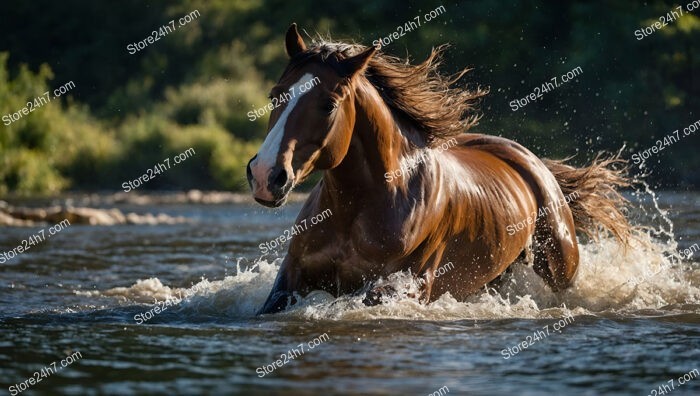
[1,190,698,395]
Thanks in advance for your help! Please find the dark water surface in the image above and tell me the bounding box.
[1,192,699,395]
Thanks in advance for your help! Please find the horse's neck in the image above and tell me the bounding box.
[322,79,424,204]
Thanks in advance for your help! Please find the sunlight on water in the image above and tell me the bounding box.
[82,186,700,322]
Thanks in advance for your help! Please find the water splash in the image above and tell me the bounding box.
[84,185,699,322]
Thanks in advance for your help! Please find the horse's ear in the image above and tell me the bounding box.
[285,23,306,57]
[339,46,377,79]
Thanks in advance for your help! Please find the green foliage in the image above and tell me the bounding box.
[0,53,90,195]
[0,149,67,195]
[0,49,261,195]
[161,77,268,140]
[0,0,698,195]
[115,116,259,190]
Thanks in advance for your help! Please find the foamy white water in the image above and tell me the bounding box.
[6,190,699,396]
[76,184,699,322]
[86,230,699,322]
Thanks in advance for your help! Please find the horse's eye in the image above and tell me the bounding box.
[323,101,338,114]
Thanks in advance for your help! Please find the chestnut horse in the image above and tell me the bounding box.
[248,24,630,314]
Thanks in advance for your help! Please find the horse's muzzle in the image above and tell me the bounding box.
[247,156,294,207]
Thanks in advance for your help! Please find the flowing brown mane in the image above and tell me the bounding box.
[286,40,488,145]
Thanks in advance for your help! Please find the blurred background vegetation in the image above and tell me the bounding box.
[0,0,697,196]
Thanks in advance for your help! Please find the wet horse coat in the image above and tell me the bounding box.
[248,25,628,314]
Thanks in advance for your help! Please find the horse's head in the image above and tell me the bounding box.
[246,24,376,207]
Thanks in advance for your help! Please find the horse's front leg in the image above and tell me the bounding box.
[257,255,304,315]
[361,284,399,306]
[361,271,435,306]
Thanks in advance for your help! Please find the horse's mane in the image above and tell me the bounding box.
[287,39,488,144]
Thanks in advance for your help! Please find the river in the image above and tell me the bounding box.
[1,190,698,395]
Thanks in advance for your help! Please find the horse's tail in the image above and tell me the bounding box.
[542,153,632,246]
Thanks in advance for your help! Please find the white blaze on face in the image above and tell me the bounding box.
[253,73,318,173]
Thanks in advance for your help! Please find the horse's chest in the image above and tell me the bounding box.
[300,212,404,275]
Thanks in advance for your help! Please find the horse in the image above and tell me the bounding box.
[247,24,631,314]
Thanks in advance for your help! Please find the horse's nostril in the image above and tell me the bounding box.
[272,168,289,188]
[246,159,255,189]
